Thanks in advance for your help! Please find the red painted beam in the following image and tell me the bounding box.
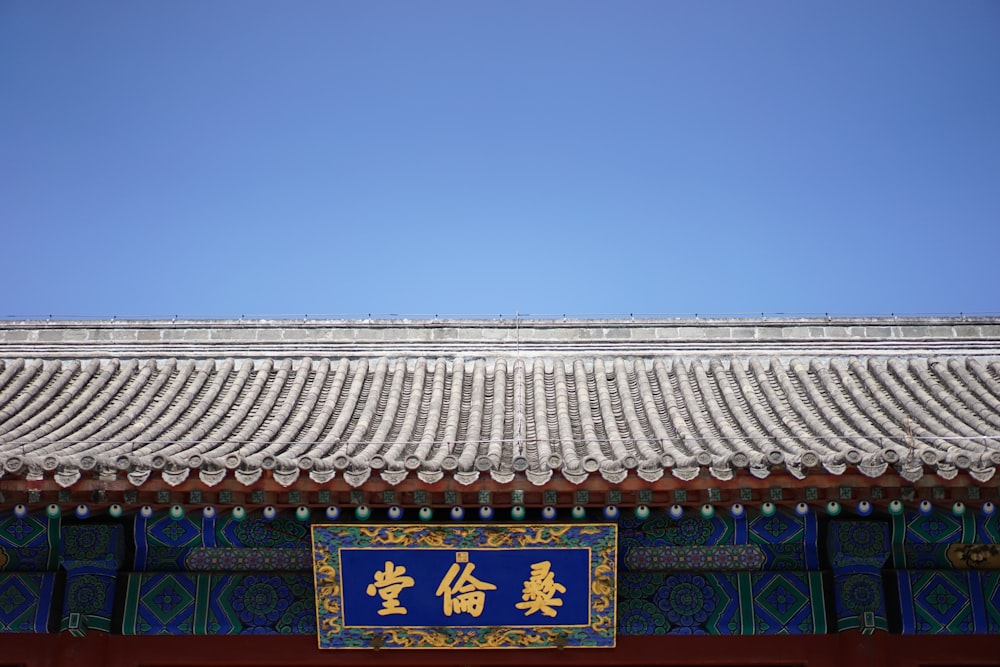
[2,633,999,667]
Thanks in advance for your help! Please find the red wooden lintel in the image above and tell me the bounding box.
[2,632,999,667]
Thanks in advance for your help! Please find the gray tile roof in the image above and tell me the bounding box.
[1,318,999,489]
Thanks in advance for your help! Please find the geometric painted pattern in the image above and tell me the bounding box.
[827,521,890,571]
[135,510,311,571]
[144,514,203,548]
[121,572,315,635]
[59,525,125,636]
[0,572,56,633]
[899,543,953,569]
[6,506,1000,637]
[617,570,826,635]
[619,514,735,556]
[61,525,124,568]
[0,546,52,572]
[750,571,824,634]
[748,511,819,570]
[625,545,766,571]
[60,569,117,635]
[620,509,818,572]
[216,514,310,548]
[144,546,314,572]
[0,512,50,548]
[123,573,197,634]
[213,574,316,635]
[618,572,740,635]
[896,541,1000,570]
[827,521,890,634]
[134,512,203,570]
[986,572,1000,634]
[183,548,311,571]
[974,512,1000,544]
[891,510,977,569]
[896,570,997,634]
[833,573,884,631]
[0,511,60,571]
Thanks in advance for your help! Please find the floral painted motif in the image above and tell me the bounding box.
[837,523,887,560]
[232,518,308,548]
[68,574,107,615]
[63,526,111,562]
[184,548,311,572]
[840,574,881,614]
[625,546,765,571]
[233,575,293,628]
[669,518,714,546]
[124,573,315,635]
[618,600,666,635]
[154,585,186,613]
[278,603,317,635]
[765,583,798,615]
[620,570,823,636]
[657,574,716,632]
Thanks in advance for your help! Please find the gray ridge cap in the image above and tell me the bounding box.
[3,317,1000,360]
[3,343,1000,362]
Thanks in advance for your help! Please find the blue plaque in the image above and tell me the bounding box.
[312,524,616,649]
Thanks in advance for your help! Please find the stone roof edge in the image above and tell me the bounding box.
[2,317,1000,360]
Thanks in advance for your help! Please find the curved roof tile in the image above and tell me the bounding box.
[1,350,999,488]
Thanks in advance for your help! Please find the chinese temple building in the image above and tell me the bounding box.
[1,317,998,666]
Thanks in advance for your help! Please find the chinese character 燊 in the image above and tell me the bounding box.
[366,560,415,616]
[435,552,497,617]
[515,560,566,617]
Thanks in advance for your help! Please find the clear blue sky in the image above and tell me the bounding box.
[2,1,998,319]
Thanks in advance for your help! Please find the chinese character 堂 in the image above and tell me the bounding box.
[366,561,415,616]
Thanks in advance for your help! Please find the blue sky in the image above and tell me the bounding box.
[2,1,998,319]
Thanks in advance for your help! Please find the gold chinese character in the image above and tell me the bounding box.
[366,560,415,616]
[515,560,566,617]
[435,553,496,617]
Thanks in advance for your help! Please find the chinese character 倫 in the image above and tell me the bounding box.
[435,552,496,617]
[366,560,415,616]
[515,560,566,617]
